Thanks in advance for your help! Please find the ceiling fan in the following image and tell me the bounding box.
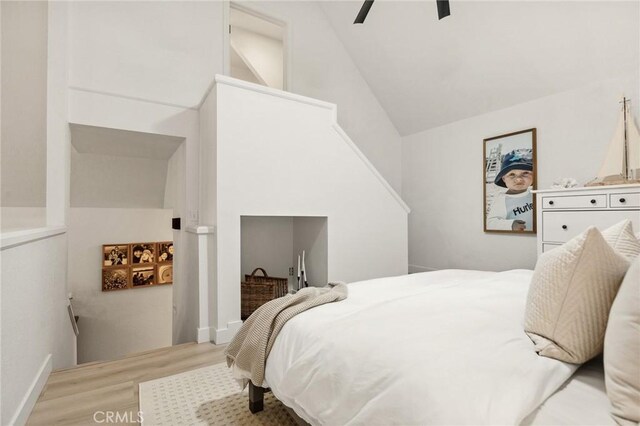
[354,0,451,24]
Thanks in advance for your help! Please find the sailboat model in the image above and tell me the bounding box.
[586,98,640,186]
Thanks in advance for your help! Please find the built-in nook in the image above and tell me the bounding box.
[241,216,328,291]
[68,124,184,363]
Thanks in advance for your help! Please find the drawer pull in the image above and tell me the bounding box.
[549,200,555,205]
[620,198,626,203]
[562,225,568,230]
[590,199,596,204]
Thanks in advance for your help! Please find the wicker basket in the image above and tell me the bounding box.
[241,268,288,320]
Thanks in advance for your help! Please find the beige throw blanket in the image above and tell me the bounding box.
[225,283,348,388]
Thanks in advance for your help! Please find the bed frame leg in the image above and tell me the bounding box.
[249,381,264,413]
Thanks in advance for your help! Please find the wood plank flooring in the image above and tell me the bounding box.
[27,342,227,425]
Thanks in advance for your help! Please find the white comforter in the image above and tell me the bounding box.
[264,269,578,425]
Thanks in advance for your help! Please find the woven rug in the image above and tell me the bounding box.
[139,363,297,425]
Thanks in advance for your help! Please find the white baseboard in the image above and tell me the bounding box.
[213,320,243,344]
[10,353,52,426]
[197,327,211,343]
[408,264,438,274]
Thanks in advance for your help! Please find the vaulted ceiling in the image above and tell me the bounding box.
[320,1,640,136]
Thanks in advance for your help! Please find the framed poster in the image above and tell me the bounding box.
[132,265,156,287]
[130,243,156,264]
[157,241,174,263]
[483,128,537,234]
[102,244,129,266]
[157,264,173,285]
[102,267,130,291]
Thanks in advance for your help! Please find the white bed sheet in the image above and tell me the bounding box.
[265,269,578,425]
[523,358,615,425]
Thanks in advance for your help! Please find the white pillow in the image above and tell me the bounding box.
[525,226,629,364]
[601,220,640,260]
[604,258,640,425]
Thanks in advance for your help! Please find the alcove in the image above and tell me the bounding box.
[241,216,328,291]
[68,123,184,363]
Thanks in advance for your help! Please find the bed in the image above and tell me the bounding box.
[256,269,613,425]
[523,357,614,425]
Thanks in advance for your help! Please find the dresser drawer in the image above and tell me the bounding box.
[542,194,607,209]
[542,243,562,253]
[542,210,640,243]
[610,193,640,208]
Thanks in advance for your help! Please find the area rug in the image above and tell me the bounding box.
[139,363,297,425]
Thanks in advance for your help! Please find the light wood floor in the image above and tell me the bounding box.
[27,342,227,425]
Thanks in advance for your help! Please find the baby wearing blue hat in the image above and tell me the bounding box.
[487,149,534,231]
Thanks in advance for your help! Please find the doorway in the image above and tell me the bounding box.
[227,4,287,90]
[67,123,184,364]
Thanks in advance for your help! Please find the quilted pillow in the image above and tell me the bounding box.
[524,226,629,364]
[604,258,640,425]
[601,220,640,260]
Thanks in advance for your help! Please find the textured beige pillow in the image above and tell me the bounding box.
[604,258,640,425]
[525,226,629,364]
[601,220,640,260]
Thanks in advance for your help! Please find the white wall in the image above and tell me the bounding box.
[68,208,173,363]
[240,1,403,193]
[211,78,408,343]
[0,0,3,407]
[1,208,47,232]
[199,87,217,226]
[68,1,224,108]
[241,216,294,289]
[71,148,169,209]
[1,234,76,424]
[46,0,71,228]
[164,145,183,210]
[293,217,328,288]
[163,143,197,345]
[1,1,48,211]
[402,75,639,272]
[231,26,283,90]
[231,47,262,86]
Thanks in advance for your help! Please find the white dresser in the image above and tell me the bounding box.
[533,184,640,256]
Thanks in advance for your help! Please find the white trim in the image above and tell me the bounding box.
[333,124,410,213]
[214,74,337,118]
[196,233,211,343]
[1,226,67,251]
[186,224,216,343]
[408,264,438,274]
[185,225,216,235]
[213,320,244,344]
[9,354,52,426]
[532,184,640,194]
[197,327,212,344]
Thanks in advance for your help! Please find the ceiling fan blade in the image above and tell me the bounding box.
[354,0,374,24]
[436,0,450,20]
